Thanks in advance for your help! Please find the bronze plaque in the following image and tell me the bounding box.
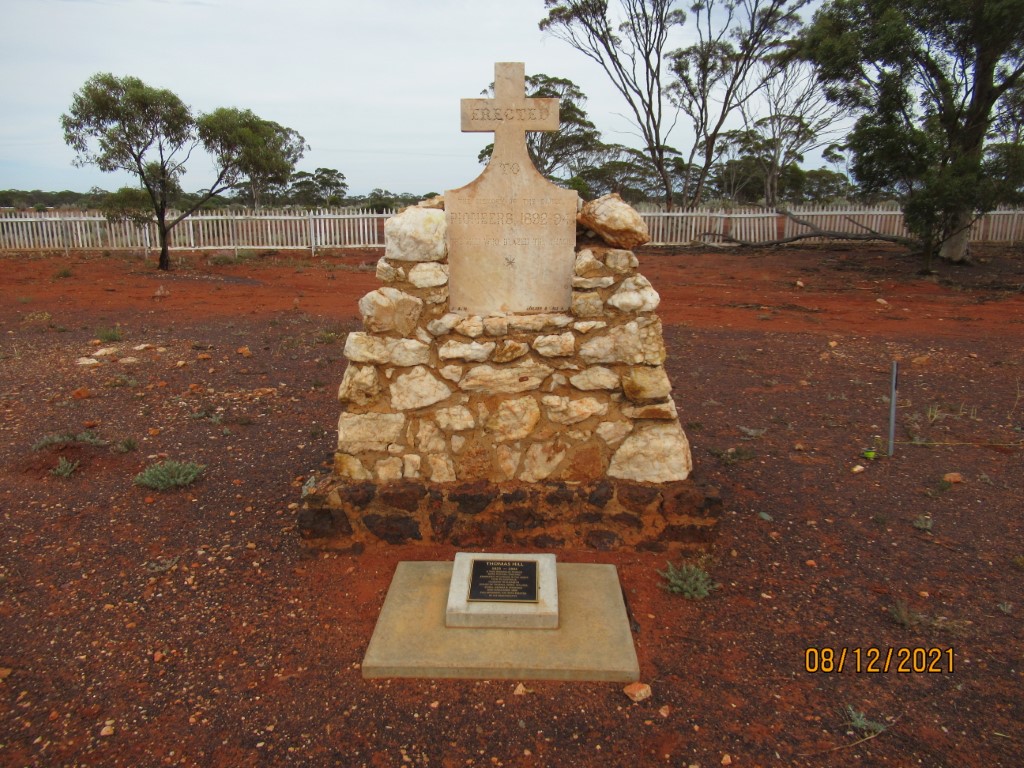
[468,559,539,603]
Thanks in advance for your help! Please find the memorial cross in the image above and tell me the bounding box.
[446,63,579,316]
[459,62,560,160]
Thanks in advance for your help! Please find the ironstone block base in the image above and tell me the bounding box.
[298,475,721,552]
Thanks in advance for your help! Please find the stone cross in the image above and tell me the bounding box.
[459,62,560,152]
[446,63,579,316]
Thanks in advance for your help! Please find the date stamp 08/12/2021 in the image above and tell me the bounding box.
[805,647,955,674]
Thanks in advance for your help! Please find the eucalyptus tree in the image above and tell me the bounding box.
[803,0,1024,262]
[62,73,306,269]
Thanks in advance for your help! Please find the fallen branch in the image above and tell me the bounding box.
[697,208,920,249]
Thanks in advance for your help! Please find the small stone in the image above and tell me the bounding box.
[486,397,541,442]
[507,313,574,332]
[375,257,404,283]
[458,362,553,394]
[569,366,620,391]
[851,464,866,474]
[76,357,100,366]
[607,275,660,313]
[100,725,115,737]
[623,682,652,702]
[492,339,530,363]
[659,705,670,718]
[427,454,456,483]
[358,287,423,335]
[573,320,607,334]
[621,400,677,420]
[455,316,485,338]
[514,683,528,696]
[805,559,817,567]
[609,422,691,482]
[571,291,604,318]
[578,194,651,249]
[579,319,665,365]
[334,454,372,481]
[418,194,444,209]
[403,454,421,478]
[604,249,638,273]
[621,366,672,401]
[542,395,608,425]
[596,420,632,446]
[384,206,447,262]
[722,755,732,766]
[435,405,475,431]
[876,297,889,306]
[532,332,575,357]
[407,262,449,288]
[439,340,495,362]
[495,444,521,480]
[573,248,604,276]
[71,387,91,400]
[519,440,567,482]
[237,346,252,357]
[572,275,615,289]
[375,457,404,482]
[439,365,464,382]
[943,472,964,484]
[344,333,430,367]
[413,420,447,454]
[483,316,509,336]
[426,312,462,336]
[337,364,380,406]
[337,413,405,452]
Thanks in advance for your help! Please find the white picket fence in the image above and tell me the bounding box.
[0,208,396,254]
[2,204,1024,252]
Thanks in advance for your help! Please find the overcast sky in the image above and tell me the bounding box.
[1,0,818,197]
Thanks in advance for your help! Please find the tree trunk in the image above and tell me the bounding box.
[157,210,170,271]
[938,208,974,263]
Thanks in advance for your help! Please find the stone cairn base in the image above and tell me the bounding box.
[299,193,721,551]
[300,477,721,552]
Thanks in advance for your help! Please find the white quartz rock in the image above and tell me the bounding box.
[337,413,405,453]
[389,366,452,410]
[607,274,660,313]
[384,206,447,262]
[358,286,423,335]
[608,422,692,482]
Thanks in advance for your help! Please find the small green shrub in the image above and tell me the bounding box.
[842,705,888,736]
[913,515,933,532]
[134,460,205,491]
[96,327,123,342]
[658,562,718,599]
[32,430,107,451]
[54,267,73,279]
[889,599,923,628]
[51,457,80,478]
[112,438,137,454]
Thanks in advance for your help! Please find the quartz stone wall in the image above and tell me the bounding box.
[300,194,720,550]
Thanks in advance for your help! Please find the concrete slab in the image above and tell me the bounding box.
[446,553,558,629]
[362,561,639,682]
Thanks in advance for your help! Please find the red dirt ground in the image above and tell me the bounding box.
[1,244,1022,767]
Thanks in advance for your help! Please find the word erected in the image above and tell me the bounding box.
[469,106,552,123]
